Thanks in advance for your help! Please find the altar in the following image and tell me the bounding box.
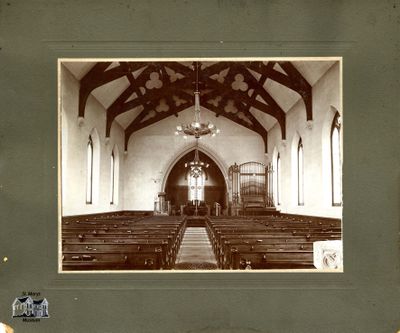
[181,200,210,216]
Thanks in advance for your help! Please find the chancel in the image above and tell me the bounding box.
[60,58,342,271]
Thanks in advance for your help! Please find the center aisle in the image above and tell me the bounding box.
[174,227,218,270]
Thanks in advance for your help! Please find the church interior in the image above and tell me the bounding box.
[59,58,342,271]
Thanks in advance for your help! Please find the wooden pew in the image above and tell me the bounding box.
[231,250,314,269]
[62,250,163,270]
[205,215,341,270]
[61,215,187,270]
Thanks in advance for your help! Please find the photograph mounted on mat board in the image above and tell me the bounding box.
[58,57,343,273]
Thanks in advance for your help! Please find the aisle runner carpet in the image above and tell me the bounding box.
[174,227,218,270]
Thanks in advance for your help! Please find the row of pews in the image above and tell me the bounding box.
[61,212,341,271]
[205,215,342,270]
[62,213,186,270]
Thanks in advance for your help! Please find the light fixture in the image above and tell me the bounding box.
[184,139,209,216]
[184,140,209,177]
[175,62,219,138]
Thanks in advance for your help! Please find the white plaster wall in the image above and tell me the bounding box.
[123,107,266,210]
[268,62,342,218]
[60,65,125,216]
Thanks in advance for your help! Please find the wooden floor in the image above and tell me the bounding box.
[174,227,218,270]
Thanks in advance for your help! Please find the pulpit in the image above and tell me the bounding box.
[154,192,169,215]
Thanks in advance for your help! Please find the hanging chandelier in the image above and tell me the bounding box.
[175,62,220,139]
[185,139,208,216]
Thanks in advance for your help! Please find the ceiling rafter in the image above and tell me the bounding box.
[75,60,320,153]
[201,62,231,77]
[239,102,269,153]
[172,89,265,142]
[79,62,146,118]
[245,61,312,121]
[202,101,253,132]
[163,62,194,77]
[123,83,197,148]
[278,61,312,120]
[128,66,161,128]
[202,75,286,139]
[124,100,193,151]
[106,75,192,137]
[105,64,153,136]
[125,101,163,134]
[215,62,239,117]
[225,63,266,122]
[202,99,268,153]
[174,88,269,152]
[242,71,268,114]
[121,77,193,114]
[233,63,287,139]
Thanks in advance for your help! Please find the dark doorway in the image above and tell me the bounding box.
[165,150,227,215]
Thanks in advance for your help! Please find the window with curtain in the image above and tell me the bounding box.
[86,135,93,204]
[331,112,342,206]
[298,138,304,205]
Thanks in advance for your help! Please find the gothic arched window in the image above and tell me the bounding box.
[277,153,281,205]
[110,151,115,204]
[331,112,342,206]
[298,138,304,206]
[86,135,93,204]
[188,169,205,202]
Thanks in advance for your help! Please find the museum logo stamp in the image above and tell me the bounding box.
[12,292,49,322]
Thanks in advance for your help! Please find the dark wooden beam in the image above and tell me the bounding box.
[245,61,312,121]
[202,101,253,131]
[168,89,268,150]
[163,62,193,77]
[234,64,286,139]
[78,62,146,118]
[235,99,269,153]
[202,75,286,139]
[106,72,192,137]
[203,78,276,117]
[80,61,312,146]
[203,100,268,153]
[201,62,231,77]
[124,100,193,151]
[245,61,295,90]
[106,84,137,137]
[121,77,193,114]
[278,61,312,120]
[78,62,111,118]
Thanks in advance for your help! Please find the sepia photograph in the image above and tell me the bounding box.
[59,58,342,272]
[1,1,398,332]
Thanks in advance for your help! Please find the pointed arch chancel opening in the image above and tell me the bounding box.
[165,150,227,215]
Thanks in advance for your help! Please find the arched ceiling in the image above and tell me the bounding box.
[63,60,336,152]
